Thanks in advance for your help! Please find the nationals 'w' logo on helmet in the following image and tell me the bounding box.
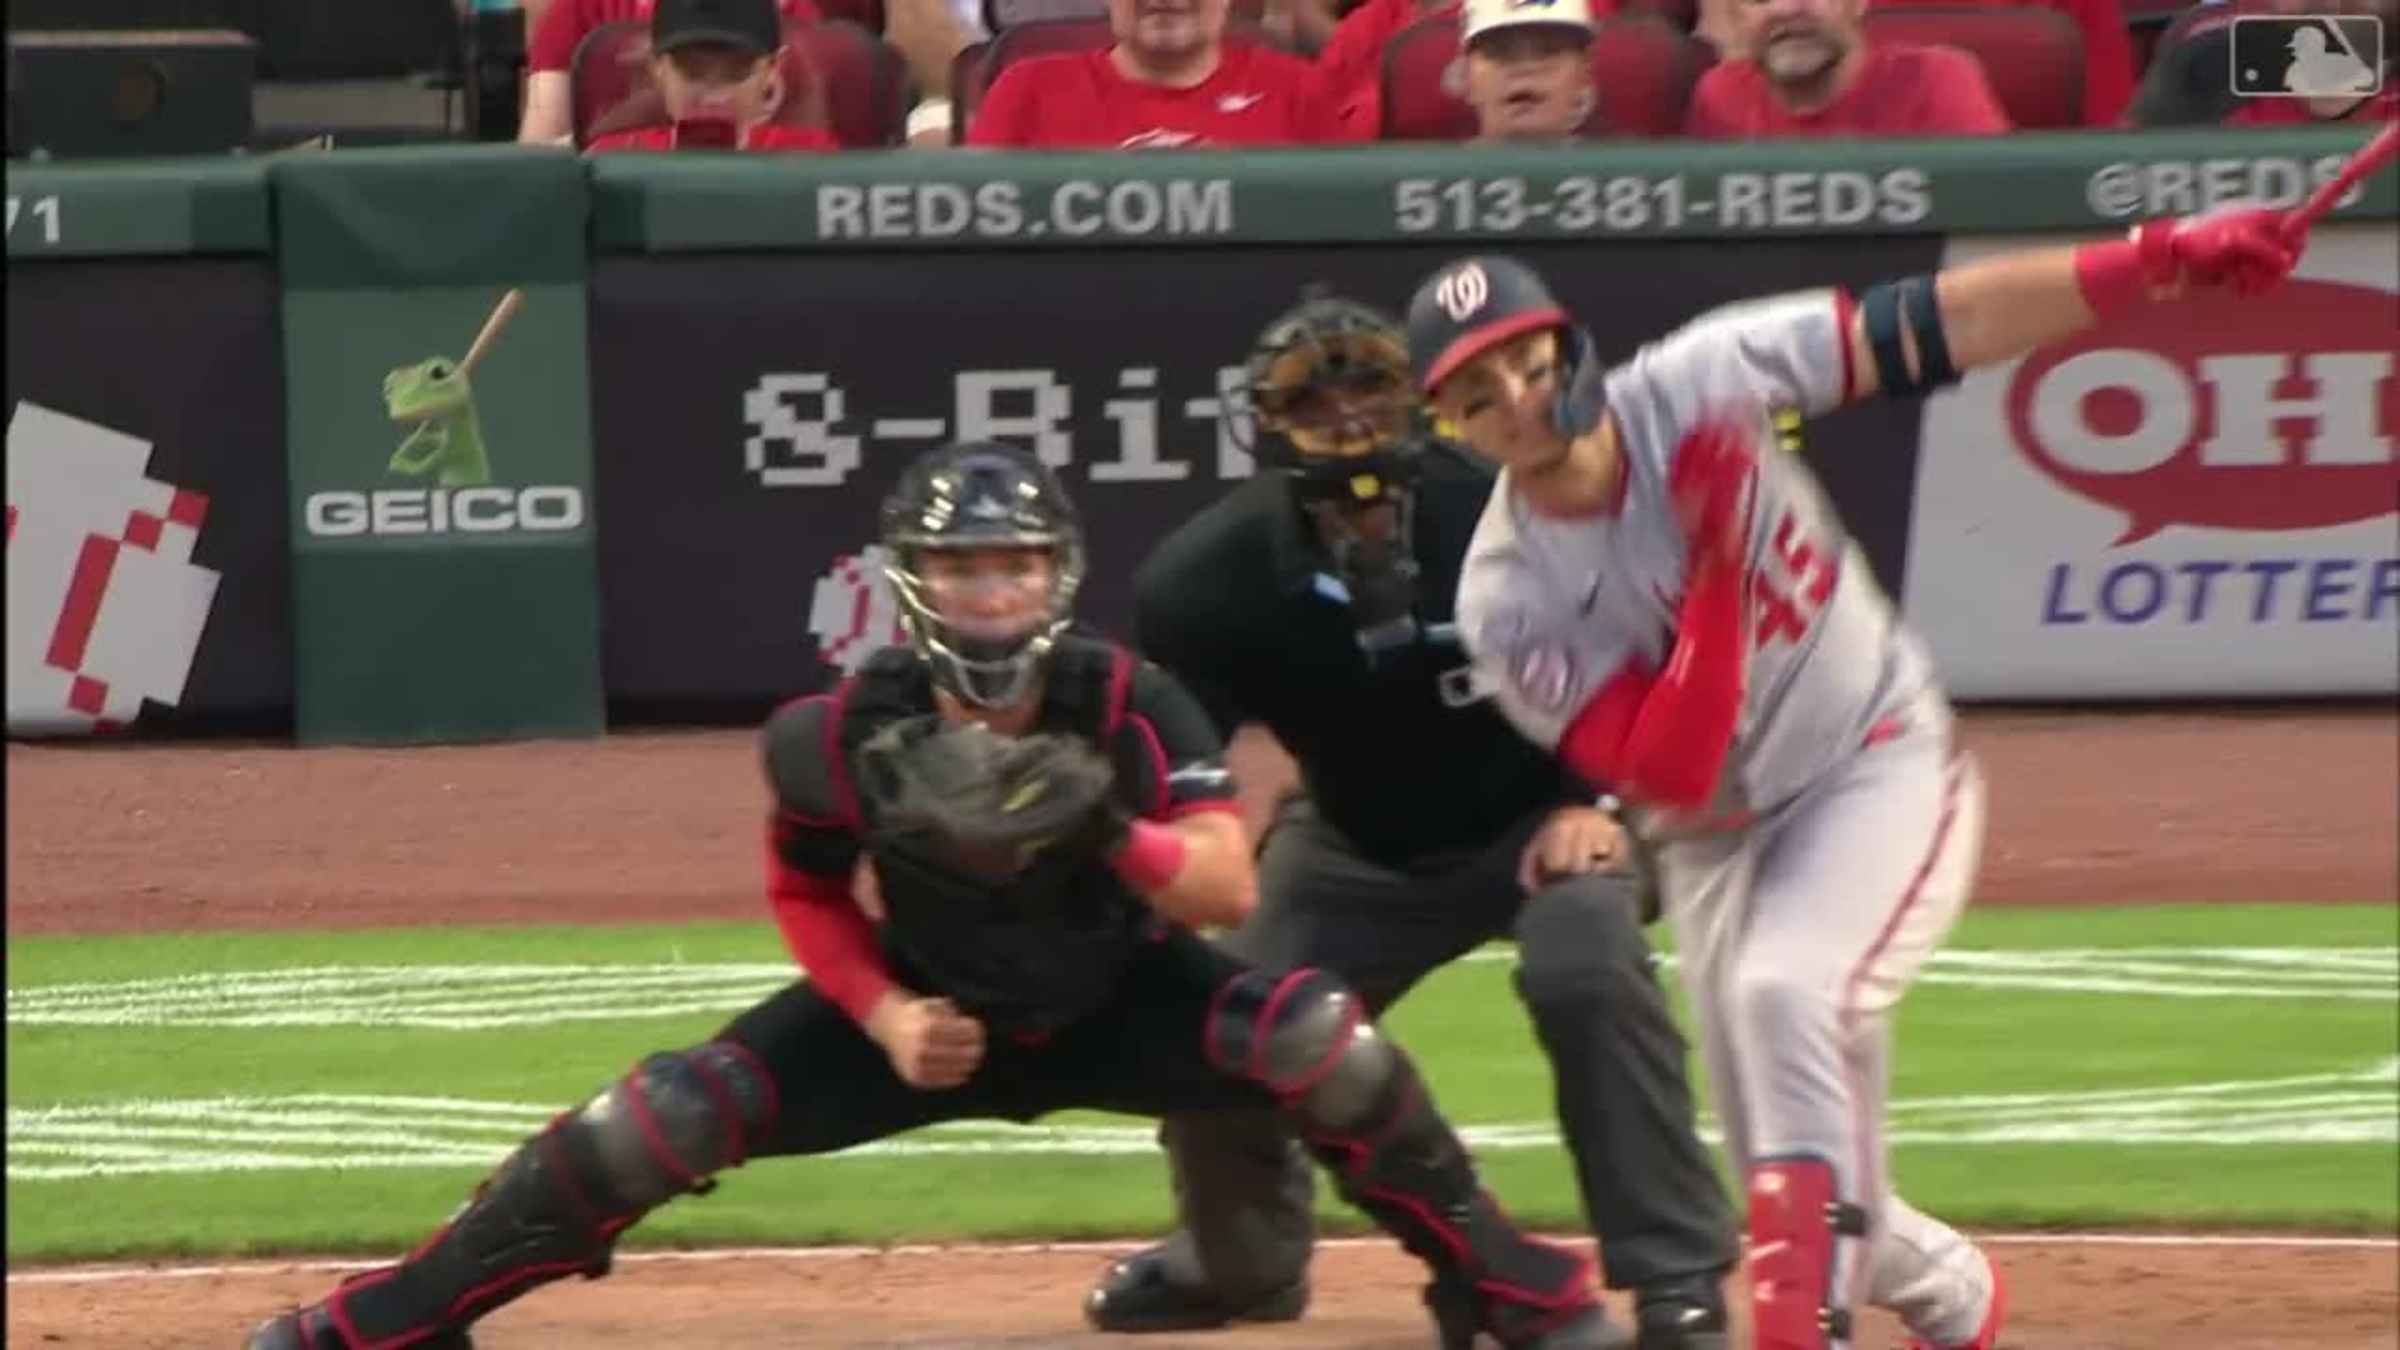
[1433,263,1491,323]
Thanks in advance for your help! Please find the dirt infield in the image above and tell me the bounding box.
[7,705,2397,1347]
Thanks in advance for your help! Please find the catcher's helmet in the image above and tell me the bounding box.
[1244,286,1424,506]
[878,441,1086,710]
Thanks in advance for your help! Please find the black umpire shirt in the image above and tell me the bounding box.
[1134,441,1591,866]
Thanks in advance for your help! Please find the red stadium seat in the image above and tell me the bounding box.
[1859,5,2087,127]
[574,18,909,147]
[1378,12,1713,139]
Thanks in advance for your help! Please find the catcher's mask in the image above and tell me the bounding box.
[1243,288,1429,658]
[879,440,1086,711]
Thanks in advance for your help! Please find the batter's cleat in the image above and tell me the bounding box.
[1422,1273,1635,1350]
[1633,1274,1730,1350]
[1082,1244,1309,1333]
[1902,1259,2008,1350]
[242,1305,474,1350]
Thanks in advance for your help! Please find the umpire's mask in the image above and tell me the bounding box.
[1244,287,1429,660]
[879,441,1086,711]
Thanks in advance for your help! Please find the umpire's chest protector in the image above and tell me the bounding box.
[838,639,1163,1034]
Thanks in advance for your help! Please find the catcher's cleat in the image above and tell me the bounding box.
[1903,1257,2008,1350]
[1083,1244,1309,1333]
[242,1305,474,1350]
[1634,1271,1730,1350]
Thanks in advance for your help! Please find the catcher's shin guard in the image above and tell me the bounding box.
[1744,1158,1868,1350]
[315,1041,778,1344]
[1207,969,1600,1346]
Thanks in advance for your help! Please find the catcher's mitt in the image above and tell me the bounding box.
[856,715,1125,883]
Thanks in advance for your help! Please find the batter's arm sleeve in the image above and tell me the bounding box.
[761,696,896,1024]
[1626,287,1861,424]
[1459,539,1742,813]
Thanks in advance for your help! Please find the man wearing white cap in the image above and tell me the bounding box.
[1460,0,1601,139]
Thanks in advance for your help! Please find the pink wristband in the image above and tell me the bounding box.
[1109,818,1188,893]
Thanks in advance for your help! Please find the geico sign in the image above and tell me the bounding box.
[2005,279,2397,544]
[304,487,587,537]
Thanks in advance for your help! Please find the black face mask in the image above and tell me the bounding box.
[1291,453,1423,662]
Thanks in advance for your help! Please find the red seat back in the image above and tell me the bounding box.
[957,17,1116,126]
[573,18,908,147]
[1379,11,1712,139]
[1859,5,2087,127]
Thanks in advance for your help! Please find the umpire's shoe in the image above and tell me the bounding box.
[1423,1273,1635,1350]
[1634,1272,1730,1350]
[1083,1244,1309,1333]
[243,1306,473,1350]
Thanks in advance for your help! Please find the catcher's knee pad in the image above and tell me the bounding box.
[1206,970,1593,1329]
[1746,1157,1869,1350]
[328,1040,778,1343]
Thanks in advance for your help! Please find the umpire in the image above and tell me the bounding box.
[1084,291,1738,1349]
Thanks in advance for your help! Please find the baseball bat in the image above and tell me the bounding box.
[459,288,527,378]
[2284,121,2400,241]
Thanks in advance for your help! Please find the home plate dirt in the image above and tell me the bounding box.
[6,1238,2396,1348]
[7,706,2397,1348]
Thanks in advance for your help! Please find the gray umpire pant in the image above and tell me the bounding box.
[1152,794,1738,1297]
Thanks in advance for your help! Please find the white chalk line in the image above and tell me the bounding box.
[10,1230,2396,1288]
[9,946,2393,1029]
[11,1057,2397,1180]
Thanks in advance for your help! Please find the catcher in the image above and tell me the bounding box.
[242,440,1627,1350]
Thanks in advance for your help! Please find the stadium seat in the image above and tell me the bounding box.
[1378,11,1713,139]
[1860,5,2087,127]
[574,18,909,148]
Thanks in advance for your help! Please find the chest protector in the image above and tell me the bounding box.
[836,636,1162,1035]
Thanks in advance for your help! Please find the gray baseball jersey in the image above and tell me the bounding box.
[1456,288,1947,823]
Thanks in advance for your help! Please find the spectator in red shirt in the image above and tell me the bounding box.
[967,0,1366,146]
[1865,0,2134,124]
[585,0,841,151]
[519,0,822,144]
[1459,0,1599,140]
[1683,0,2010,135]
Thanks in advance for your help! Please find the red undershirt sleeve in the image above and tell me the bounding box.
[1555,557,1748,811]
[767,856,893,1025]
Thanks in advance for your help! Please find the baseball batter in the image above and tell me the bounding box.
[241,441,1623,1350]
[1401,207,2309,1350]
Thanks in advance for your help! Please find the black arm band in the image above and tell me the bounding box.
[1858,276,1961,398]
[1900,275,1960,389]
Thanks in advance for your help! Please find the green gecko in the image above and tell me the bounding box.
[381,356,492,488]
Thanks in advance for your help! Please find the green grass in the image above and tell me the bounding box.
[7,904,2395,1263]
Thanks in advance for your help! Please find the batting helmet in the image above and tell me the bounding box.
[878,441,1086,710]
[1406,255,1608,438]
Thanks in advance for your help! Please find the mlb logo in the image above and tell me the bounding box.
[2229,14,2385,97]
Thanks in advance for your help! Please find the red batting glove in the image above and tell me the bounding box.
[1669,416,1762,573]
[2075,207,2302,320]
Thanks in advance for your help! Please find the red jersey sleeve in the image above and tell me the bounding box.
[529,0,597,73]
[966,62,1042,146]
[1920,48,2012,132]
[1682,65,1744,137]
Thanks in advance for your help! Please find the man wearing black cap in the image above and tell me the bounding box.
[1404,211,2310,1350]
[585,0,838,152]
[1082,290,1737,1350]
